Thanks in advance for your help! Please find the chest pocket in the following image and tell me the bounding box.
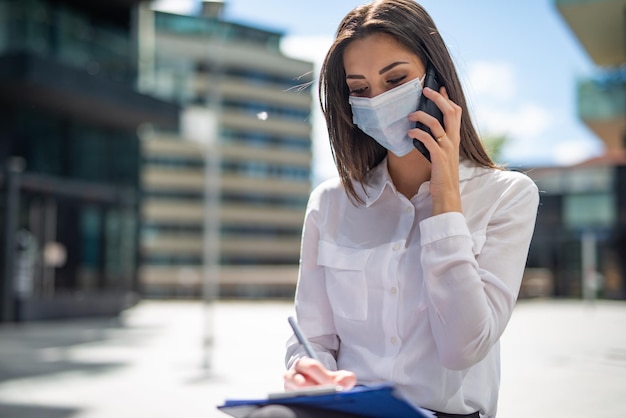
[318,240,371,321]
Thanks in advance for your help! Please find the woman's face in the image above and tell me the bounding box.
[343,32,426,99]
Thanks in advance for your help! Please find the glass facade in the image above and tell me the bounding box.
[0,0,179,321]
[578,72,626,122]
[10,107,139,186]
[0,0,134,83]
[563,193,615,227]
[2,105,140,301]
[527,165,625,298]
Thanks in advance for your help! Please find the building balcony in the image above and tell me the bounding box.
[154,11,283,51]
[577,70,626,151]
[555,0,626,67]
[0,52,179,131]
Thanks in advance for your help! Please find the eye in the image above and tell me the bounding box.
[349,86,368,96]
[387,75,407,86]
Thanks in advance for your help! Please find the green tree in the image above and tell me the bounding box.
[482,134,507,163]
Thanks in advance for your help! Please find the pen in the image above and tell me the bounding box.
[288,316,320,362]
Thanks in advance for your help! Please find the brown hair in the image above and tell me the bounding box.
[319,0,497,204]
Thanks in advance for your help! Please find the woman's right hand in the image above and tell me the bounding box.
[283,357,357,391]
[408,86,463,215]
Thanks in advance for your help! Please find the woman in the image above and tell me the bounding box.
[281,1,539,417]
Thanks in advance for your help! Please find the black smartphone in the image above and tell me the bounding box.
[413,63,444,162]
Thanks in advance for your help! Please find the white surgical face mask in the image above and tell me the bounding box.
[349,75,425,157]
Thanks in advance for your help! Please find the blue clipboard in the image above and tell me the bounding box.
[217,383,432,418]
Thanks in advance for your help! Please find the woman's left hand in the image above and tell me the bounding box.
[408,86,463,215]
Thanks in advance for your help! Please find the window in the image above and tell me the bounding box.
[564,193,615,229]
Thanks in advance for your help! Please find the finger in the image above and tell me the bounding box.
[284,370,317,390]
[285,377,302,391]
[294,358,334,385]
[440,86,449,99]
[423,87,463,143]
[332,371,357,389]
[423,87,454,114]
[434,134,448,144]
[407,111,445,139]
[422,86,445,104]
[408,129,438,163]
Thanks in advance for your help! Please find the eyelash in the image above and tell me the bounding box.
[388,75,406,85]
[350,86,367,95]
[349,75,407,95]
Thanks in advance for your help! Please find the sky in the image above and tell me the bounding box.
[152,0,604,184]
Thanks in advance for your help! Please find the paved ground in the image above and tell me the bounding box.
[0,298,624,418]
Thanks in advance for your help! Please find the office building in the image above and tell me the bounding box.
[525,0,626,298]
[137,2,314,297]
[0,0,179,321]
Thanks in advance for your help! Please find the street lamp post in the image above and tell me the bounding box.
[202,12,225,371]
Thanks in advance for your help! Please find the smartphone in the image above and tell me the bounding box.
[413,63,444,162]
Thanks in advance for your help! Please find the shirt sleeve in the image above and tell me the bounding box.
[419,174,539,370]
[285,186,340,371]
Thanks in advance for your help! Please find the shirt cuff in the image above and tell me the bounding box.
[419,212,471,246]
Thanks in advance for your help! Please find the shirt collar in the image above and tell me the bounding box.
[358,157,478,207]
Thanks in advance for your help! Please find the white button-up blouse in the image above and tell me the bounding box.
[286,158,539,417]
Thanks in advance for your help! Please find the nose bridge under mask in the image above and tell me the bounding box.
[349,75,424,109]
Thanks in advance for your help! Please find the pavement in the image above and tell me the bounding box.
[0,298,625,418]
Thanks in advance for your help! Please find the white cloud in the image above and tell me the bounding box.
[500,125,604,168]
[466,61,517,101]
[513,104,552,137]
[465,60,554,151]
[552,139,602,166]
[475,102,552,139]
[280,36,333,67]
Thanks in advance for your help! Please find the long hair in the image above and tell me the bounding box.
[319,0,497,204]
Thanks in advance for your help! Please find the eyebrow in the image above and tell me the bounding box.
[346,61,410,80]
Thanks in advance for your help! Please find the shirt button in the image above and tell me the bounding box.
[390,287,398,295]
[405,206,412,213]
[390,337,399,345]
[392,243,401,251]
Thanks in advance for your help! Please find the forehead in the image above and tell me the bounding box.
[342,33,421,73]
